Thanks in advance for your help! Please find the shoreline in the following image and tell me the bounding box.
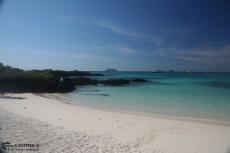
[1,93,230,153]
[40,93,230,127]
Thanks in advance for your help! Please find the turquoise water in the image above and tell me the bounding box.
[62,72,230,122]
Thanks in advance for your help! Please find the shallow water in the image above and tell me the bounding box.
[62,72,230,122]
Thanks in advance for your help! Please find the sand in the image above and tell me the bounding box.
[0,93,230,153]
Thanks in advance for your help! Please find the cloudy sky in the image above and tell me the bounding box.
[0,0,230,71]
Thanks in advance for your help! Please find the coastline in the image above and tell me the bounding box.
[41,93,230,127]
[1,93,230,153]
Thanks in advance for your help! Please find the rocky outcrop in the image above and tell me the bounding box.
[0,63,147,93]
[99,79,130,86]
[131,78,147,83]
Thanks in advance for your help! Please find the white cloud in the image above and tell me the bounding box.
[118,47,138,54]
[97,21,162,46]
[155,45,230,64]
[59,15,70,23]
[98,22,138,37]
[51,43,139,55]
[12,49,105,61]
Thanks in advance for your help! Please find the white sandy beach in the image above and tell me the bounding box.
[0,93,230,153]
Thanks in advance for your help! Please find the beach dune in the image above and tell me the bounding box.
[0,93,230,153]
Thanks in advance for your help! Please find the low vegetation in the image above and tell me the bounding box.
[0,63,97,93]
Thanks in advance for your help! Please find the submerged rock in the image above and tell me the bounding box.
[70,77,148,86]
[131,78,147,83]
[99,79,130,86]
[73,77,98,85]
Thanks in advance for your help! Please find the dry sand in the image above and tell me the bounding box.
[0,93,230,153]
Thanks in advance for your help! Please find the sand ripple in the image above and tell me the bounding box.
[0,109,141,153]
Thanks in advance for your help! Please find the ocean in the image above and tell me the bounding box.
[61,72,230,123]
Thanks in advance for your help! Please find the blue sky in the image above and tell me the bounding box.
[0,0,230,71]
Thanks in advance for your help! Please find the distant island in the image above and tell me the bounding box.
[105,68,118,72]
[152,69,176,73]
[152,70,195,73]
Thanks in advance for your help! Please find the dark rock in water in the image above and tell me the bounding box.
[105,68,118,72]
[131,78,147,83]
[72,77,98,85]
[92,73,104,76]
[99,79,130,86]
[70,77,147,86]
[71,77,147,86]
